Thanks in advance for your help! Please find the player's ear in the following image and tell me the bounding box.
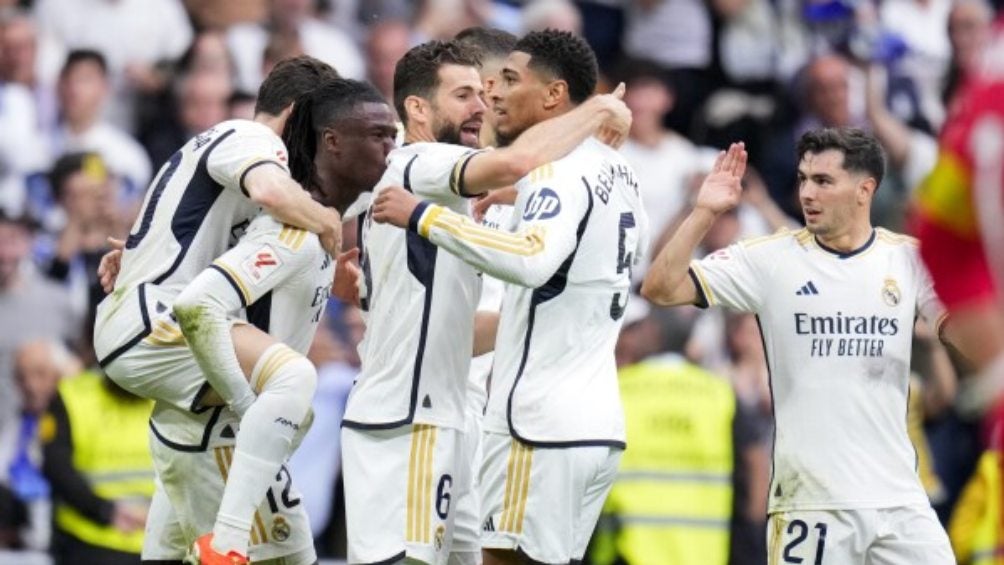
[404,95,428,126]
[858,177,877,204]
[542,79,568,111]
[322,127,339,153]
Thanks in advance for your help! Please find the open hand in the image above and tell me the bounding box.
[695,142,747,215]
[372,186,420,229]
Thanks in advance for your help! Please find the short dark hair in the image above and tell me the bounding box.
[797,127,886,186]
[393,40,481,125]
[61,49,107,77]
[512,29,597,104]
[49,152,107,200]
[454,27,517,62]
[282,78,387,187]
[255,55,340,116]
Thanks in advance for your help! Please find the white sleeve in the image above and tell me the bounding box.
[689,242,764,313]
[206,125,289,197]
[406,144,488,202]
[410,175,590,289]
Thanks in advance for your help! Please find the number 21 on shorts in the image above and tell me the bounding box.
[771,517,827,565]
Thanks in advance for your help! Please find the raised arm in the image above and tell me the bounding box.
[455,85,631,196]
[243,164,343,255]
[640,142,747,306]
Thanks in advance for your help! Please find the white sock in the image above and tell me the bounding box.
[211,343,317,555]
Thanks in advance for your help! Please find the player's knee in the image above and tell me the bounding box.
[251,344,317,409]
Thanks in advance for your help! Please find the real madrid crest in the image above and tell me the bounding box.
[272,516,291,542]
[882,278,901,307]
[434,524,446,551]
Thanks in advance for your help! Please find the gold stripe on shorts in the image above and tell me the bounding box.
[406,424,437,543]
[500,439,532,534]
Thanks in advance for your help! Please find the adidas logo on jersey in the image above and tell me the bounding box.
[795,281,819,296]
[482,517,495,532]
[422,395,432,409]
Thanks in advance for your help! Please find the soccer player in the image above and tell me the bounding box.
[129,78,396,564]
[640,128,956,564]
[451,26,518,565]
[914,15,1004,417]
[371,30,648,565]
[343,38,630,565]
[94,55,344,419]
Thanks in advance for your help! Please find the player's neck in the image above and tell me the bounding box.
[404,122,436,145]
[254,112,286,136]
[815,222,874,253]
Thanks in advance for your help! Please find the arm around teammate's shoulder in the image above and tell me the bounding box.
[641,143,748,307]
[242,164,343,255]
[458,85,632,195]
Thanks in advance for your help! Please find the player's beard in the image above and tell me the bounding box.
[434,119,464,146]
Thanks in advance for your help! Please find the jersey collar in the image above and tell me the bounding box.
[814,229,876,259]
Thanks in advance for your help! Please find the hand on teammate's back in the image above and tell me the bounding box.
[372,186,420,229]
[318,209,344,257]
[694,142,748,215]
[97,237,125,293]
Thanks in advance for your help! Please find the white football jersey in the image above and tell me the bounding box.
[344,142,484,431]
[691,227,946,512]
[208,215,333,354]
[95,120,286,366]
[412,138,649,447]
[466,204,513,414]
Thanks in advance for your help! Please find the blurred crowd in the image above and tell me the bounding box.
[0,0,999,563]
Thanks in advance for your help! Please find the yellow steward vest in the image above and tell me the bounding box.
[950,449,1003,565]
[53,371,154,554]
[592,356,735,565]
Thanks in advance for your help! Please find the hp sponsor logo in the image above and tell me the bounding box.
[522,188,562,221]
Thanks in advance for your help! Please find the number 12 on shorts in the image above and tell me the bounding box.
[782,520,827,564]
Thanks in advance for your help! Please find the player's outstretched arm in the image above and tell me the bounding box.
[243,164,343,255]
[641,142,747,306]
[372,186,577,288]
[457,84,631,196]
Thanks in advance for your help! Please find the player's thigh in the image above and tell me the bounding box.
[867,505,954,565]
[451,409,484,560]
[479,432,620,564]
[767,509,871,565]
[142,478,188,562]
[149,406,316,564]
[342,424,462,565]
[103,339,209,411]
[230,322,280,378]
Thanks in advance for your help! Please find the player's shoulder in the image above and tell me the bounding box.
[874,227,919,248]
[737,226,810,251]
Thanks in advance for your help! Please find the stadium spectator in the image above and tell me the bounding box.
[0,10,63,132]
[0,340,78,551]
[942,0,994,105]
[0,80,47,216]
[41,369,153,565]
[33,0,194,130]
[50,50,152,197]
[144,71,234,166]
[42,153,122,317]
[522,0,582,33]
[227,0,365,93]
[622,0,716,134]
[0,211,81,437]
[796,53,865,135]
[365,20,412,105]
